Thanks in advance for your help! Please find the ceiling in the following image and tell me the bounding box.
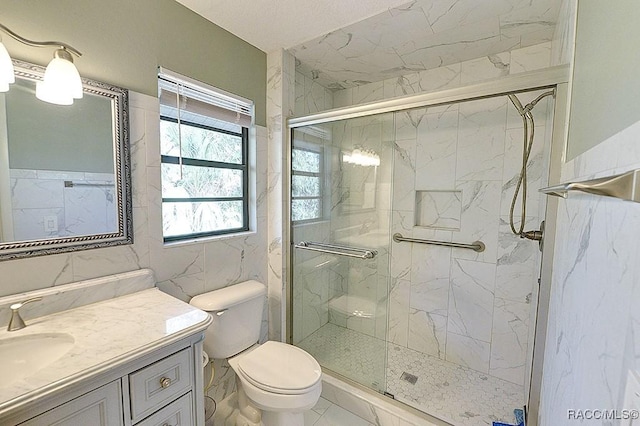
[175,0,411,53]
[177,0,562,90]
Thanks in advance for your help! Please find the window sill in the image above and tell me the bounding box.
[163,230,257,248]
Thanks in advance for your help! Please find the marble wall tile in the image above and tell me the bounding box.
[415,110,458,190]
[417,64,463,94]
[390,233,412,281]
[500,126,546,218]
[499,1,559,42]
[460,52,510,85]
[456,97,508,182]
[445,332,491,373]
[11,178,64,209]
[415,191,461,229]
[490,298,529,385]
[392,139,417,213]
[410,245,451,316]
[155,272,206,303]
[495,216,538,303]
[353,81,385,105]
[0,253,73,297]
[550,0,576,67]
[509,42,552,74]
[12,207,64,241]
[129,105,148,208]
[388,279,410,347]
[408,308,447,359]
[332,88,353,109]
[383,73,423,100]
[453,180,501,264]
[394,109,424,142]
[448,258,496,342]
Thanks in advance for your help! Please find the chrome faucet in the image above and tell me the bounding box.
[7,297,42,331]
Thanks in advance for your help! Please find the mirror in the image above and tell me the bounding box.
[0,59,131,260]
[339,150,378,214]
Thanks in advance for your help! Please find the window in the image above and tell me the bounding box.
[158,69,253,242]
[291,146,324,222]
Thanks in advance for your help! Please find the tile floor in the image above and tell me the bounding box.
[304,397,374,426]
[300,323,524,426]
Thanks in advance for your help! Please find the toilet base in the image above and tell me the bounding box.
[261,411,304,426]
[214,389,308,426]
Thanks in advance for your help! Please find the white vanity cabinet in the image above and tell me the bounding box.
[9,337,205,426]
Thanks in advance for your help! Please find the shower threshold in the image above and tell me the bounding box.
[298,323,524,426]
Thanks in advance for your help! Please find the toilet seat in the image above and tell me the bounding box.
[236,341,321,395]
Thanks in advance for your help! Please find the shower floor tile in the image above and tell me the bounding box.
[300,324,524,426]
[298,323,387,393]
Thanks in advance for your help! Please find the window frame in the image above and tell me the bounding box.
[291,145,325,224]
[160,116,250,242]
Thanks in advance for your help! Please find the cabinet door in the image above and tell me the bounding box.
[136,392,193,426]
[20,381,123,426]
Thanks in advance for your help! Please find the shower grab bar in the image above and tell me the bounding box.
[294,241,378,259]
[392,233,485,252]
[539,169,640,203]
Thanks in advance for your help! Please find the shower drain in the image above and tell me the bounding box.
[400,371,418,385]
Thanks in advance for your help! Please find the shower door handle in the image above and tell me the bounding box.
[294,241,378,259]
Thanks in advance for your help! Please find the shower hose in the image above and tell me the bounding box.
[507,90,555,237]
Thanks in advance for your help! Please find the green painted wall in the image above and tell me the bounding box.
[6,81,114,173]
[567,0,640,159]
[1,0,267,126]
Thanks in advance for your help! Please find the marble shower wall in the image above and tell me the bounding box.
[289,0,561,91]
[538,119,640,425]
[330,41,553,110]
[8,169,116,241]
[0,91,269,405]
[536,0,640,421]
[387,89,551,386]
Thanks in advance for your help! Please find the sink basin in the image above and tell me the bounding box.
[0,333,75,385]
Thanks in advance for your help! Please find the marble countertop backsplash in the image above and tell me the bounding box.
[0,286,212,416]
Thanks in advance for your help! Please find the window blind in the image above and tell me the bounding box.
[158,67,254,127]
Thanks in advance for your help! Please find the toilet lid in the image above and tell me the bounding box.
[237,341,321,394]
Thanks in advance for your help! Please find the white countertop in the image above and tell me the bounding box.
[0,288,212,415]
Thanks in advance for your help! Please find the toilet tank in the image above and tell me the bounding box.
[190,280,266,359]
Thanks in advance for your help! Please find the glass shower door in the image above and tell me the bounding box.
[290,113,393,392]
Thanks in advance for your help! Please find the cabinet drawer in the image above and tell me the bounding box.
[129,348,193,422]
[136,392,193,426]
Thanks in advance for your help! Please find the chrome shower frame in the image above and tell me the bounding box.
[286,66,571,426]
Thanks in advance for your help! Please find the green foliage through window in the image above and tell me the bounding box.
[291,147,323,222]
[160,118,248,241]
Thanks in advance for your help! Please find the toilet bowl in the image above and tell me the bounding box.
[230,341,322,424]
[190,281,322,426]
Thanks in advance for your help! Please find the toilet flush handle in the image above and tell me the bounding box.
[214,309,227,317]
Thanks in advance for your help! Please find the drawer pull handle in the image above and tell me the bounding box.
[160,377,172,389]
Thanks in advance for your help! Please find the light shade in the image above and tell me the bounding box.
[35,48,83,105]
[0,41,14,92]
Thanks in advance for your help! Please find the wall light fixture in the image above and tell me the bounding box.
[0,23,83,105]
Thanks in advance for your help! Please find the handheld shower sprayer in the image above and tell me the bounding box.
[507,89,555,245]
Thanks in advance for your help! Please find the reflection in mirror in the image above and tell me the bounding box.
[339,147,379,214]
[0,59,131,260]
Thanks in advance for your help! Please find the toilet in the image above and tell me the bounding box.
[190,280,322,426]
